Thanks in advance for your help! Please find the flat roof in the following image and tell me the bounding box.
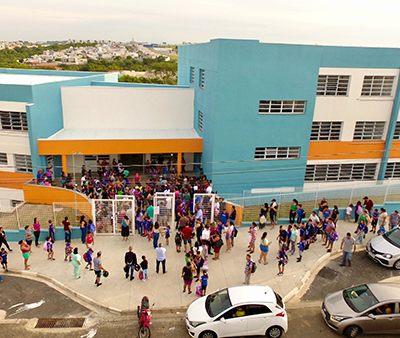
[0,73,78,85]
[43,128,201,141]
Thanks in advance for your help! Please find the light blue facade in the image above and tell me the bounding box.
[178,39,400,194]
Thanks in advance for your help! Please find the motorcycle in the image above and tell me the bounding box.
[137,296,154,338]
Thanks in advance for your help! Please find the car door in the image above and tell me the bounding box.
[245,304,273,336]
[216,306,248,337]
[363,303,397,334]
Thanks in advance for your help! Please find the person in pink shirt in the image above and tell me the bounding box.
[134,173,141,184]
[33,217,41,248]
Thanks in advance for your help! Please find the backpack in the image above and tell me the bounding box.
[301,209,306,219]
[251,261,257,274]
[83,253,88,262]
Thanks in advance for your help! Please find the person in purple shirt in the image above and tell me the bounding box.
[33,217,41,248]
[389,210,400,230]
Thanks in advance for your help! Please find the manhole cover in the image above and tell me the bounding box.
[35,318,85,328]
[317,266,339,280]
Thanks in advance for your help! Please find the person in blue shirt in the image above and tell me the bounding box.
[355,219,367,245]
[323,207,331,219]
[297,237,306,262]
[200,271,208,296]
[0,248,8,272]
[221,209,229,225]
[371,209,379,233]
[296,204,304,224]
[45,236,54,261]
[48,220,55,243]
[85,248,93,270]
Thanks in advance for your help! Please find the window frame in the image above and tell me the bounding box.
[198,111,204,132]
[393,122,400,140]
[14,154,32,173]
[311,121,342,141]
[254,147,300,160]
[305,163,378,182]
[190,66,195,84]
[385,162,400,179]
[353,121,385,141]
[361,75,395,97]
[317,75,350,96]
[0,111,28,131]
[258,100,306,114]
[0,153,7,165]
[199,69,205,89]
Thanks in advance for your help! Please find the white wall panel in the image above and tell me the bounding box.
[314,68,399,141]
[61,86,195,130]
[0,101,27,112]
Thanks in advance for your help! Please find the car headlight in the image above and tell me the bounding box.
[331,314,349,322]
[382,254,393,259]
[189,321,206,328]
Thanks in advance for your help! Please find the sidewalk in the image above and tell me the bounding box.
[4,220,369,312]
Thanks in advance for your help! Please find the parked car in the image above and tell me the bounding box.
[185,285,288,338]
[366,226,400,270]
[322,283,400,337]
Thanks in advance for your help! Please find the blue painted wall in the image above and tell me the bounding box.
[178,39,400,194]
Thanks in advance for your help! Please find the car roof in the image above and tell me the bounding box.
[368,283,400,302]
[228,286,276,306]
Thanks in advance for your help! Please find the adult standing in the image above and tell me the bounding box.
[146,202,154,222]
[182,223,193,253]
[63,216,71,242]
[182,261,196,294]
[195,205,204,224]
[24,225,34,250]
[378,208,388,232]
[389,210,400,230]
[363,196,374,216]
[230,206,236,225]
[269,199,278,230]
[93,251,108,287]
[33,217,41,248]
[71,247,81,279]
[340,232,356,267]
[211,230,222,260]
[80,215,87,244]
[176,202,185,230]
[244,254,253,285]
[18,240,30,270]
[318,197,328,219]
[155,243,167,274]
[331,205,340,224]
[247,222,257,254]
[124,246,137,281]
[201,224,212,255]
[289,225,299,255]
[0,227,12,251]
[121,215,130,241]
[152,222,163,249]
[289,199,298,224]
[258,232,271,265]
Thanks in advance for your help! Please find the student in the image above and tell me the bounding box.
[277,247,288,276]
[297,237,306,262]
[48,220,55,243]
[371,209,379,233]
[140,255,149,282]
[85,231,94,249]
[0,248,8,272]
[165,225,171,246]
[175,229,183,253]
[45,236,54,260]
[85,248,94,270]
[65,240,73,262]
[200,271,208,296]
[344,204,353,222]
[326,229,338,252]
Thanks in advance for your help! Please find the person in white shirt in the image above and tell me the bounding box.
[214,199,220,217]
[201,224,212,256]
[195,206,203,223]
[155,243,167,274]
[309,211,320,225]
[80,174,86,187]
[206,186,212,194]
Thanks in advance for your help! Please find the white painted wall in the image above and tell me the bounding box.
[314,68,399,141]
[0,101,27,112]
[0,187,24,211]
[61,86,195,130]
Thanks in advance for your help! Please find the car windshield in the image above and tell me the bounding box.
[383,228,400,248]
[274,291,284,309]
[205,289,232,317]
[343,284,379,313]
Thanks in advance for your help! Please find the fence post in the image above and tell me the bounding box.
[384,179,391,204]
[314,190,319,210]
[350,183,354,205]
[15,203,21,230]
[53,202,56,229]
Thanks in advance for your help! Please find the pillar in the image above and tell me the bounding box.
[61,154,68,175]
[177,152,182,175]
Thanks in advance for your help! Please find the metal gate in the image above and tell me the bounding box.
[92,195,135,235]
[193,193,216,224]
[153,192,175,230]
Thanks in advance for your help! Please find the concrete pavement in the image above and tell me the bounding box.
[2,220,379,313]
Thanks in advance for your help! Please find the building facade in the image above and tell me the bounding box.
[178,39,400,194]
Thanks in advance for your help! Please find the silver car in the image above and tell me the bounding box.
[367,227,400,270]
[322,283,400,337]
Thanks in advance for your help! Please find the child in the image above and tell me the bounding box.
[371,209,379,233]
[200,271,208,296]
[165,225,170,246]
[140,255,149,282]
[344,204,353,222]
[202,241,208,262]
[175,229,182,252]
[45,236,54,260]
[277,246,288,276]
[377,223,386,235]
[84,248,93,270]
[0,248,8,272]
[297,237,306,262]
[326,229,338,252]
[85,231,94,249]
[48,220,55,243]
[321,218,328,242]
[323,206,331,219]
[65,239,72,262]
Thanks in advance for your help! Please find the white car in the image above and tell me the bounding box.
[366,227,400,270]
[185,286,288,338]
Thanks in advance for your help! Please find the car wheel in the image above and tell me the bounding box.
[394,259,400,270]
[344,325,361,338]
[266,326,283,338]
[199,331,217,338]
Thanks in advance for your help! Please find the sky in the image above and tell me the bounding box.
[1,0,400,47]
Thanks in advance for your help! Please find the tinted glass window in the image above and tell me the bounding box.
[343,285,379,313]
[205,289,232,317]
[247,305,272,315]
[383,228,400,248]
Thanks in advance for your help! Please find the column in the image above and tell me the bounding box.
[61,154,68,175]
[177,152,182,175]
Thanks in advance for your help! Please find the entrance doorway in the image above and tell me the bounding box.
[120,154,144,174]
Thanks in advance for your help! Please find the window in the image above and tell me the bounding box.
[190,66,195,84]
[11,200,23,207]
[247,305,272,315]
[317,75,350,96]
[198,111,204,132]
[393,122,400,140]
[46,155,53,168]
[353,121,385,140]
[385,162,400,179]
[84,155,109,162]
[0,111,28,131]
[0,153,7,165]
[14,154,32,173]
[258,100,306,114]
[311,122,342,141]
[361,75,395,96]
[305,163,377,181]
[255,147,300,160]
[199,69,205,89]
